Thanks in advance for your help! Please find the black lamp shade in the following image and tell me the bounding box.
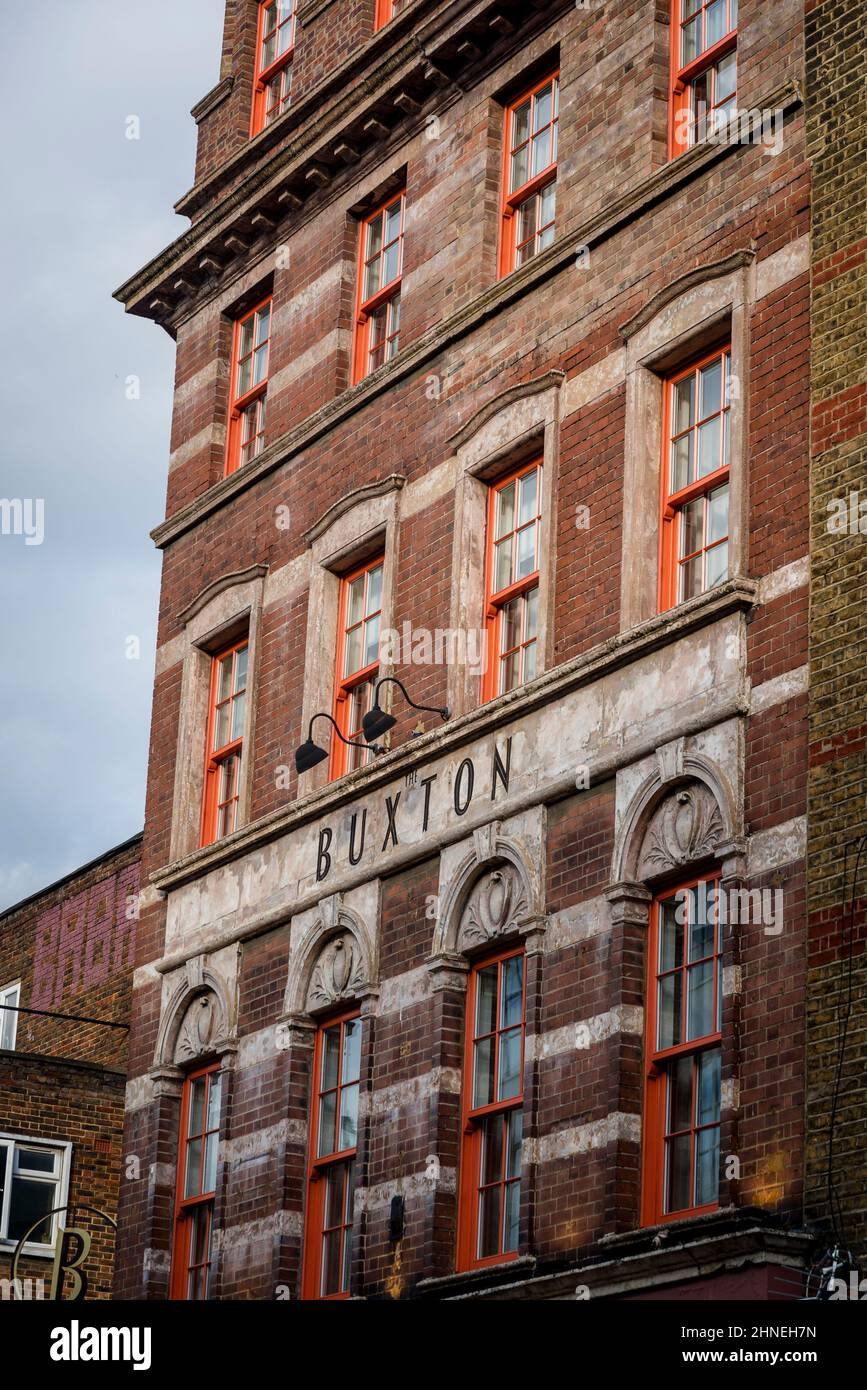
[295,738,329,774]
[362,703,396,743]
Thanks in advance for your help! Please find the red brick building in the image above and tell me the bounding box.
[111,0,843,1300]
[0,836,141,1300]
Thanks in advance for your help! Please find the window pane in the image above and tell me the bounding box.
[707,485,729,545]
[697,417,721,476]
[525,586,539,641]
[500,597,521,654]
[706,0,726,47]
[494,538,513,594]
[539,179,556,231]
[184,1136,203,1198]
[659,897,683,972]
[16,1148,56,1175]
[668,1054,693,1133]
[383,238,400,288]
[695,1125,720,1207]
[680,553,704,601]
[207,1073,222,1131]
[518,469,538,526]
[496,481,515,540]
[346,575,365,628]
[503,1181,520,1254]
[344,624,362,677]
[516,523,537,579]
[324,1163,345,1228]
[699,358,722,419]
[217,653,233,704]
[189,1076,206,1136]
[342,1018,362,1084]
[681,497,704,558]
[321,1025,340,1090]
[688,886,715,961]
[681,15,699,66]
[523,640,537,683]
[230,690,246,743]
[481,1113,504,1186]
[687,960,714,1040]
[203,1132,218,1195]
[366,565,383,616]
[674,375,694,434]
[658,970,683,1050]
[506,1110,523,1180]
[475,965,497,1037]
[533,83,552,134]
[473,1037,494,1108]
[500,649,521,693]
[339,1082,358,1151]
[478,1182,502,1259]
[706,540,728,588]
[666,1134,691,1213]
[363,614,380,669]
[531,130,550,179]
[318,1091,337,1158]
[9,1176,55,1244]
[498,1027,522,1101]
[697,1047,721,1126]
[500,956,523,1029]
[672,432,693,493]
[716,49,737,102]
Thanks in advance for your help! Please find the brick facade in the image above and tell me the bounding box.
[803,0,867,1267]
[0,836,141,1299]
[111,0,842,1300]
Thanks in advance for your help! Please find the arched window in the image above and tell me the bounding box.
[301,1009,363,1298]
[170,1063,223,1300]
[457,945,526,1270]
[641,875,722,1224]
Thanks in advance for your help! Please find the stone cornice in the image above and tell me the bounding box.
[114,0,575,331]
[148,577,757,901]
[148,82,802,553]
[191,76,235,126]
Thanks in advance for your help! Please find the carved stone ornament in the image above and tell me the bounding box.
[638,785,724,877]
[457,865,530,951]
[306,933,366,1011]
[173,991,223,1065]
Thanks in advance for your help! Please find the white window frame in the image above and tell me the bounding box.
[0,1134,71,1257]
[0,981,20,1051]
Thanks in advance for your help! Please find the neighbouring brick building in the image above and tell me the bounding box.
[0,836,141,1299]
[109,0,859,1301]
[803,0,867,1275]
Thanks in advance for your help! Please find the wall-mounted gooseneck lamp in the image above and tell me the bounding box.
[294,712,384,776]
[361,677,450,744]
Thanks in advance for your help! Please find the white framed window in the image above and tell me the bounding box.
[0,1135,70,1254]
[0,981,20,1051]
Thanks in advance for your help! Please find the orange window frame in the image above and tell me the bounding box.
[301,1008,362,1300]
[658,345,731,612]
[351,192,405,384]
[498,72,559,279]
[170,1063,222,1301]
[641,875,723,1227]
[483,460,543,703]
[456,946,526,1272]
[374,0,408,29]
[225,296,272,477]
[331,556,383,778]
[201,638,249,847]
[250,0,297,136]
[669,0,738,158]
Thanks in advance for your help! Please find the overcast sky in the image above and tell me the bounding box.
[0,1,225,909]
